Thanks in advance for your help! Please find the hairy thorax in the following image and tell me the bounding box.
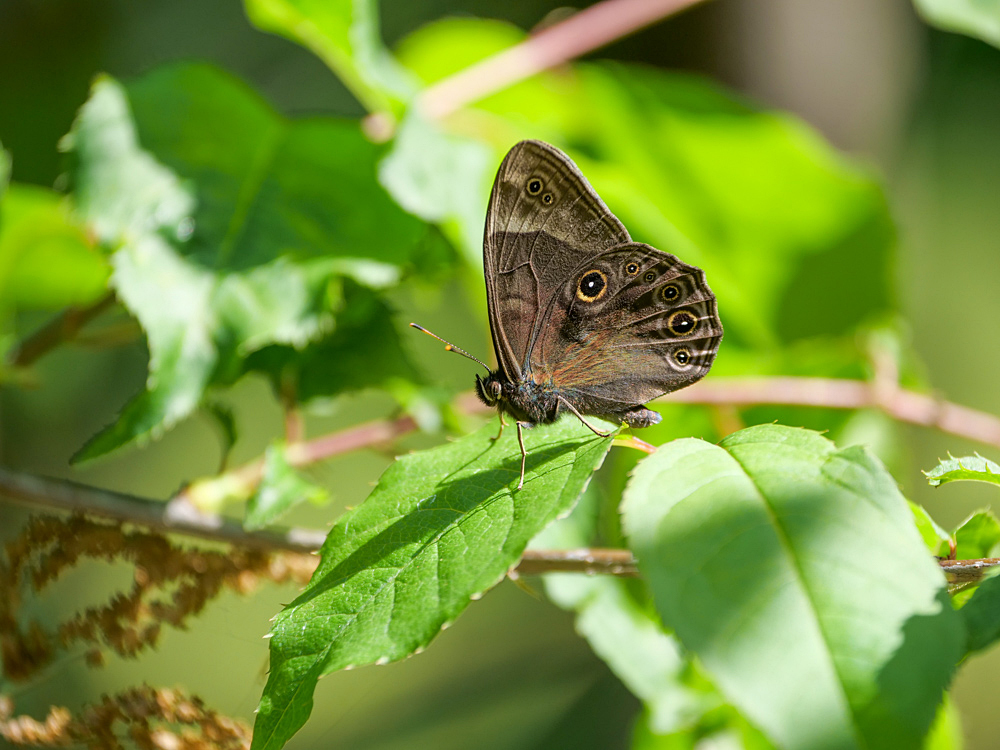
[476,372,560,425]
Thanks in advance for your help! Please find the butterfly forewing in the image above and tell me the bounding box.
[483,140,631,379]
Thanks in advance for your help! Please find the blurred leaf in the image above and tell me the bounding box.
[534,492,719,736]
[926,454,1000,488]
[244,280,424,404]
[914,0,1000,48]
[65,69,433,460]
[952,510,1000,559]
[575,64,894,350]
[379,113,492,263]
[0,184,109,310]
[910,501,951,556]
[622,424,962,750]
[252,417,615,750]
[245,441,329,530]
[125,64,426,272]
[959,570,1000,653]
[243,0,413,113]
[923,695,963,750]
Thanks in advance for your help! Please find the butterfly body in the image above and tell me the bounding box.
[417,140,722,487]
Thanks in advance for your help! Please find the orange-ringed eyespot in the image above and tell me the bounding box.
[542,192,554,205]
[527,177,543,195]
[625,262,639,275]
[674,348,691,365]
[661,283,680,302]
[577,270,608,302]
[667,309,698,336]
[644,271,656,283]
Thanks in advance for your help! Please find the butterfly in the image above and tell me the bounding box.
[413,140,722,488]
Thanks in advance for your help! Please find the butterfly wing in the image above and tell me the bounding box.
[529,243,723,415]
[483,140,631,380]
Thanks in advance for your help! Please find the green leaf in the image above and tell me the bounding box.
[244,280,424,405]
[923,695,963,750]
[66,68,431,461]
[952,510,1000,560]
[535,493,719,735]
[622,424,962,750]
[913,0,1000,48]
[0,184,109,311]
[245,441,328,530]
[125,64,426,271]
[926,454,1000,488]
[251,417,615,750]
[910,501,951,557]
[378,113,492,264]
[959,571,1000,653]
[243,0,413,113]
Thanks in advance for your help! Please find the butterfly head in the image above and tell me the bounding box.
[475,372,504,408]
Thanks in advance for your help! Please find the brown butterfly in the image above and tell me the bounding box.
[414,140,722,488]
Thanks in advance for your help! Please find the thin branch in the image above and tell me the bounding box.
[8,294,116,368]
[415,0,709,120]
[0,468,325,554]
[0,471,995,586]
[663,377,1000,450]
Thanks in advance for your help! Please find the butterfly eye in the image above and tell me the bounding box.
[674,348,692,366]
[526,177,544,195]
[667,310,698,336]
[577,270,608,302]
[542,192,554,205]
[644,271,656,283]
[661,284,680,302]
[625,262,639,275]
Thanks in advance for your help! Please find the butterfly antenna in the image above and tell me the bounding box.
[409,323,492,373]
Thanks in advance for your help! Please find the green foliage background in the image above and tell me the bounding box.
[2,1,1000,748]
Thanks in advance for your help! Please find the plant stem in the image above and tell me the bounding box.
[416,0,709,120]
[8,294,116,368]
[1,469,994,585]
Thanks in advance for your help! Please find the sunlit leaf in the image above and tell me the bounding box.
[914,0,1000,48]
[65,69,431,461]
[951,510,1000,560]
[252,417,615,750]
[926,454,1000,488]
[243,0,414,113]
[0,184,109,310]
[910,501,951,557]
[622,424,962,750]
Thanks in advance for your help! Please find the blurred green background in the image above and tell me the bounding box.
[2,0,999,748]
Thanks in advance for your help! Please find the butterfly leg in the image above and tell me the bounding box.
[493,412,507,441]
[557,396,615,438]
[516,421,528,489]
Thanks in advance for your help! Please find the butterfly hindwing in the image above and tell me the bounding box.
[529,243,722,416]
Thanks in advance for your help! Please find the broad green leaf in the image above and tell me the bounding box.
[245,441,328,530]
[0,184,109,311]
[125,64,426,272]
[951,510,1000,560]
[65,69,430,460]
[244,280,424,404]
[910,501,951,556]
[926,454,1000,488]
[378,113,492,264]
[243,0,413,113]
[622,424,962,750]
[534,492,719,736]
[252,417,615,750]
[923,695,963,750]
[959,571,1000,653]
[913,0,1000,48]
